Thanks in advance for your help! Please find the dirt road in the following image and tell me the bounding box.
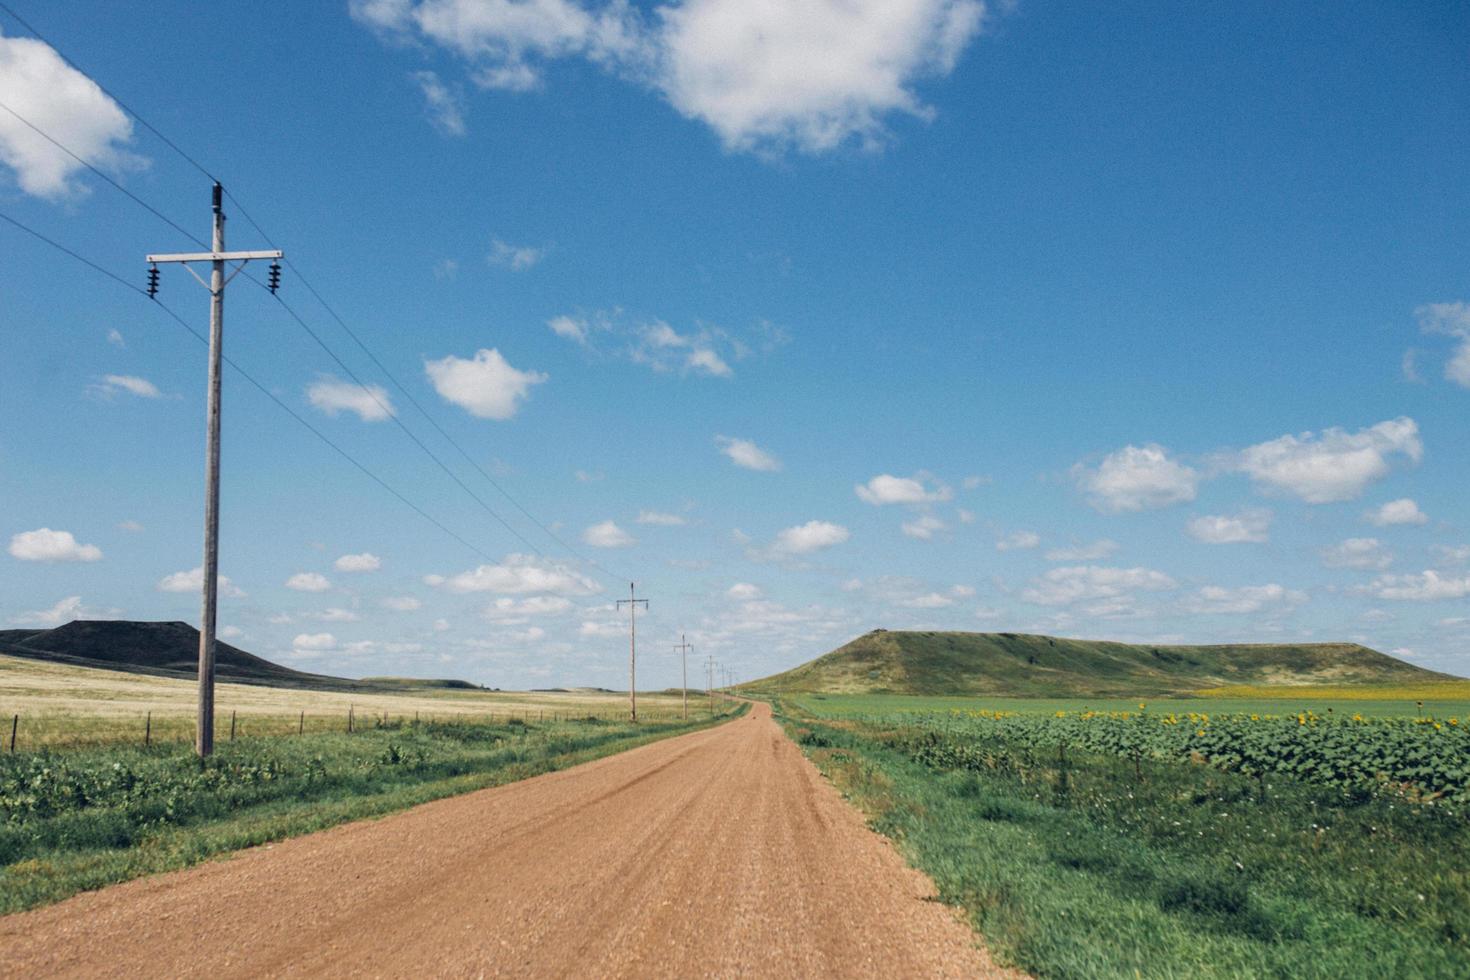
[0,702,1013,977]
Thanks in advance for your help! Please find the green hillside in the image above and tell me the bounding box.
[743,629,1458,697]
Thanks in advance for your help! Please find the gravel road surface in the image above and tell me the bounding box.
[0,701,1015,977]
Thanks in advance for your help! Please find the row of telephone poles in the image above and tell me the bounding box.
[157,185,737,756]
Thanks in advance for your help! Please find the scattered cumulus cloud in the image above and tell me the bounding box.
[8,595,120,626]
[1045,540,1118,562]
[855,473,952,506]
[727,582,762,601]
[292,632,337,652]
[9,527,102,562]
[157,567,245,598]
[285,572,333,593]
[90,374,163,400]
[316,607,360,623]
[411,69,467,135]
[1229,417,1421,504]
[548,314,589,344]
[1180,584,1306,616]
[429,554,601,595]
[0,27,142,198]
[583,520,635,548]
[334,552,383,573]
[1362,570,1470,602]
[117,520,143,532]
[901,515,946,540]
[995,530,1040,552]
[351,0,988,157]
[425,348,546,420]
[1322,537,1392,571]
[1416,302,1470,388]
[1365,498,1429,527]
[1022,565,1178,607]
[1073,444,1198,513]
[1187,509,1272,545]
[770,520,850,556]
[106,328,125,347]
[716,436,780,471]
[635,510,686,526]
[488,238,548,270]
[307,377,395,422]
[381,595,422,612]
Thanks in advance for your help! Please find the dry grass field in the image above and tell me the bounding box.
[0,654,703,749]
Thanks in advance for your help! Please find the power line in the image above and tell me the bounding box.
[0,3,627,582]
[0,206,500,565]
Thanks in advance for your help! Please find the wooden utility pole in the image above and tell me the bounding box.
[147,183,282,757]
[615,583,649,722]
[674,634,692,720]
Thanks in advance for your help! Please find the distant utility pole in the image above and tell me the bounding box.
[674,634,692,720]
[147,182,282,758]
[615,583,649,722]
[706,653,714,713]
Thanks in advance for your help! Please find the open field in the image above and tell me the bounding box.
[0,653,704,749]
[794,688,1470,720]
[779,693,1470,977]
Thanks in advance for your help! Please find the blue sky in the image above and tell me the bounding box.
[2,1,1468,687]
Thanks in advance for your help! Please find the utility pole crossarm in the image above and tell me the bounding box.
[147,249,283,263]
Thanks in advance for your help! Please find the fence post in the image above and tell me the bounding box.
[299,710,305,735]
[145,711,152,748]
[8,714,16,753]
[348,705,354,733]
[230,710,237,741]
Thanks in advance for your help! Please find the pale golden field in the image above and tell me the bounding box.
[0,654,708,749]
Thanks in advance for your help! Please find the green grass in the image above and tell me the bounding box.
[744,629,1459,698]
[781,696,1469,978]
[794,692,1470,720]
[0,705,744,915]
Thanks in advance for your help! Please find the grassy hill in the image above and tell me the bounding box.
[0,620,478,693]
[743,629,1459,697]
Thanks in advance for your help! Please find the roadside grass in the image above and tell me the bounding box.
[782,703,1469,978]
[1,705,744,915]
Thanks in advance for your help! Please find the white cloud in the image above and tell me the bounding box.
[716,436,780,471]
[425,348,546,420]
[1180,584,1306,615]
[489,238,547,270]
[956,508,976,524]
[995,530,1040,552]
[1431,544,1470,567]
[219,625,244,640]
[574,469,604,483]
[431,554,601,595]
[1230,417,1421,504]
[1365,498,1429,527]
[306,377,395,422]
[157,567,245,598]
[352,0,987,157]
[685,347,732,377]
[579,618,624,639]
[9,595,121,626]
[91,374,162,399]
[0,28,141,199]
[771,520,850,555]
[548,314,589,344]
[334,552,383,572]
[1073,444,1198,513]
[1022,565,1177,607]
[658,0,986,154]
[1045,540,1118,562]
[632,321,734,377]
[635,510,686,526]
[106,328,125,347]
[727,582,762,601]
[317,607,360,623]
[1321,537,1392,571]
[411,69,466,135]
[1364,570,1470,602]
[117,520,143,533]
[854,473,952,505]
[381,595,422,612]
[484,595,573,620]
[285,572,333,593]
[583,520,635,548]
[900,591,954,609]
[9,527,102,562]
[1187,509,1272,545]
[292,632,337,652]
[1416,302,1470,388]
[901,515,946,540]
